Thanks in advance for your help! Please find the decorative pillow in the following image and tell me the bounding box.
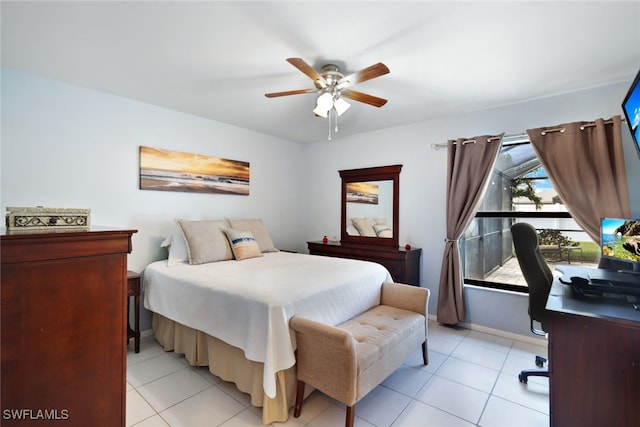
[347,223,360,236]
[226,218,278,252]
[223,228,263,260]
[175,219,233,265]
[351,218,377,237]
[373,223,392,238]
[160,231,189,266]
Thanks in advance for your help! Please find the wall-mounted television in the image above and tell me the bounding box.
[622,68,640,160]
[600,217,640,273]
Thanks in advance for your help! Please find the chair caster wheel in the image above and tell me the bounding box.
[518,373,528,384]
[535,356,546,368]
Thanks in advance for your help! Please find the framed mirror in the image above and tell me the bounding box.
[340,165,401,247]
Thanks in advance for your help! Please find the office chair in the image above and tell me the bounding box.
[511,222,554,384]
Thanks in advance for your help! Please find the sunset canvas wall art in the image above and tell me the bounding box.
[139,146,250,195]
[346,182,379,204]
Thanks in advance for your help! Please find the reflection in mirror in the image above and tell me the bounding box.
[340,165,401,248]
[346,180,393,238]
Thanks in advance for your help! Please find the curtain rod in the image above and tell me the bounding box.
[430,132,528,150]
[430,118,626,150]
[539,118,625,135]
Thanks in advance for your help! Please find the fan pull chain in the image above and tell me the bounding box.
[326,108,340,140]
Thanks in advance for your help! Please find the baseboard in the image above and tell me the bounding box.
[140,328,154,338]
[427,314,547,347]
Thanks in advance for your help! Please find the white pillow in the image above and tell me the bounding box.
[347,223,360,236]
[226,218,278,252]
[161,231,189,266]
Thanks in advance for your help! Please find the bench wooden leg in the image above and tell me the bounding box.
[422,341,428,365]
[346,404,355,427]
[293,380,305,418]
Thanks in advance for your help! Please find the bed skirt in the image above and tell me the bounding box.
[152,313,298,424]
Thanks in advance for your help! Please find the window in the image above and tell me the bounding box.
[462,139,599,292]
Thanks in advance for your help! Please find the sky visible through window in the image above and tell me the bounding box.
[523,167,553,193]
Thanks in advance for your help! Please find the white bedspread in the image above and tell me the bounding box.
[143,251,391,398]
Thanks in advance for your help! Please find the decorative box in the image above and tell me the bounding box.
[5,206,91,231]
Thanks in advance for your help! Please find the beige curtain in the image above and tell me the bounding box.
[436,134,503,325]
[527,116,630,243]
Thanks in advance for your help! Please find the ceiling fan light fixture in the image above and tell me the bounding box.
[333,96,350,116]
[313,92,333,117]
[312,105,329,118]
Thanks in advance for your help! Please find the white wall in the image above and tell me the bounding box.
[3,68,639,338]
[1,68,306,331]
[302,80,640,336]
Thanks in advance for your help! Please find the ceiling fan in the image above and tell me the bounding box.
[265,58,390,139]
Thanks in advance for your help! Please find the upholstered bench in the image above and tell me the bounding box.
[290,282,429,427]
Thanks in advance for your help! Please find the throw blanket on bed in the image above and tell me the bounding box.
[143,251,391,398]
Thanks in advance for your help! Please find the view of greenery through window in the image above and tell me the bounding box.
[462,141,600,292]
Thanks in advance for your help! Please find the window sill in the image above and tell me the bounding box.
[464,279,528,294]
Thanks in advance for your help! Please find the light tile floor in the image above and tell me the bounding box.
[127,321,550,427]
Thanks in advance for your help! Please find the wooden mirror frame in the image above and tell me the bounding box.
[340,164,402,248]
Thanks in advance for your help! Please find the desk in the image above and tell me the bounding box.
[546,279,640,427]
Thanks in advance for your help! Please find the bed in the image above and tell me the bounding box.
[143,219,392,423]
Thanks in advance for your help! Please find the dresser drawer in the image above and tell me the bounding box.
[380,260,404,281]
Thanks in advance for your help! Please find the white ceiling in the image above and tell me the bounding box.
[2,1,640,143]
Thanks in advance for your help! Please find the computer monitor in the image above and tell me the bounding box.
[621,67,640,160]
[600,218,640,273]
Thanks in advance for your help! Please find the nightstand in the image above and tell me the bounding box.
[127,270,141,353]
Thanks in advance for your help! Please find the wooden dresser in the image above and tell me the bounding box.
[307,241,421,285]
[1,228,136,426]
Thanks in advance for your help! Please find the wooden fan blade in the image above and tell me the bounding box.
[286,58,325,83]
[265,89,316,98]
[341,90,387,108]
[338,62,389,88]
